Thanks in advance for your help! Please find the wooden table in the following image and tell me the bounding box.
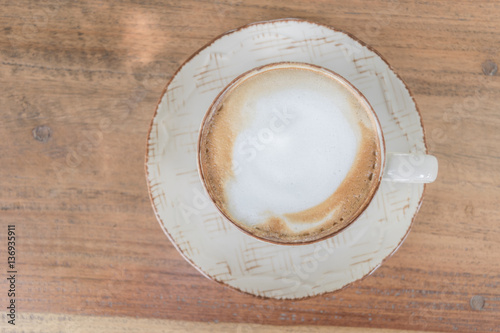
[1,0,499,332]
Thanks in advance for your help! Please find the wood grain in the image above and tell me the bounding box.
[1,312,439,333]
[0,0,499,332]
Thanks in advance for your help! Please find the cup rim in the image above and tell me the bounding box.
[196,61,387,246]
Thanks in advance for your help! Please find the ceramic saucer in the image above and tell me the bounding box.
[145,18,427,299]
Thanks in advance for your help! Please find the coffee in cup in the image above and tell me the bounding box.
[198,62,384,244]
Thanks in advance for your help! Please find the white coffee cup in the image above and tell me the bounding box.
[197,62,437,245]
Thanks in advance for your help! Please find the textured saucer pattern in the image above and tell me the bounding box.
[146,19,426,299]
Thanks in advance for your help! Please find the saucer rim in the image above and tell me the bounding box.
[145,17,428,300]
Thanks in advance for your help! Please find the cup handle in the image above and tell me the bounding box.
[382,153,438,183]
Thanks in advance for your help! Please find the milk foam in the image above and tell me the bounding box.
[199,64,382,243]
[227,84,359,226]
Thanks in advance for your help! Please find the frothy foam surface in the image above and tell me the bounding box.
[199,64,382,243]
[228,84,357,223]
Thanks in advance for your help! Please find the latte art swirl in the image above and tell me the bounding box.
[198,63,383,244]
